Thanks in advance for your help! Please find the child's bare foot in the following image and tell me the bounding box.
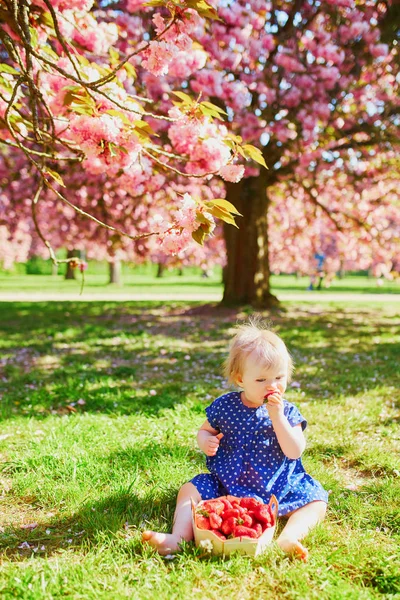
[277,537,309,562]
[142,531,182,556]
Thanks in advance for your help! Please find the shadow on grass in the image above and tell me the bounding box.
[0,441,200,561]
[0,301,399,420]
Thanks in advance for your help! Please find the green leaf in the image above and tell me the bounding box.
[0,63,19,75]
[200,101,227,115]
[172,91,194,105]
[199,105,224,121]
[44,168,65,187]
[210,206,239,227]
[40,11,54,29]
[242,144,268,168]
[124,62,137,80]
[40,46,59,61]
[69,105,95,116]
[143,0,166,6]
[206,198,242,216]
[133,120,158,137]
[185,0,222,21]
[192,226,207,245]
[29,27,39,49]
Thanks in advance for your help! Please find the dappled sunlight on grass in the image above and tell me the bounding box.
[0,300,399,598]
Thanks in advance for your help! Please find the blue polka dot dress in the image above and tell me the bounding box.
[191,391,328,517]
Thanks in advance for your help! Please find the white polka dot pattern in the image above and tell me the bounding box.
[190,392,328,516]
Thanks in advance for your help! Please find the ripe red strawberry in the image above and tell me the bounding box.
[195,515,211,530]
[221,508,241,520]
[215,497,233,511]
[252,522,263,537]
[253,505,272,525]
[211,529,226,540]
[202,500,225,515]
[221,516,238,536]
[226,495,241,503]
[232,525,258,539]
[240,513,253,527]
[209,512,222,529]
[231,503,246,516]
[239,497,263,510]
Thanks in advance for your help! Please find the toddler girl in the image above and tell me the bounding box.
[143,320,328,561]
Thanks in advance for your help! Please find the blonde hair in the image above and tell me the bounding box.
[223,317,294,385]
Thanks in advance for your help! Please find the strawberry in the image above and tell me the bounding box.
[226,495,241,503]
[209,512,222,529]
[239,497,263,510]
[202,500,225,515]
[221,516,237,536]
[195,515,211,530]
[232,525,258,539]
[240,513,253,527]
[211,529,226,540]
[215,496,233,511]
[252,522,263,537]
[231,502,246,516]
[221,508,241,520]
[253,505,272,525]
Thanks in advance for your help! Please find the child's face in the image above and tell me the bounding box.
[235,351,288,407]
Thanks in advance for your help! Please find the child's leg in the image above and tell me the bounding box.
[142,482,201,555]
[277,500,327,562]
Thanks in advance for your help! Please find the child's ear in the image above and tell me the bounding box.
[234,372,243,386]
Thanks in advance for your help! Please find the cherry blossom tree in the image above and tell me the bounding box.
[1,0,399,304]
[0,0,259,272]
[186,0,399,306]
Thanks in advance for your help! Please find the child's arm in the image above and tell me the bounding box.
[197,420,224,456]
[266,394,306,459]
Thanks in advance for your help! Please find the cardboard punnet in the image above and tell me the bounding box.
[192,495,278,557]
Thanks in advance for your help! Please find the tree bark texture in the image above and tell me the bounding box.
[65,249,78,280]
[109,258,122,285]
[222,176,279,308]
[156,262,165,278]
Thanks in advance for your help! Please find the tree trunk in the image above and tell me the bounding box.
[222,176,279,308]
[65,249,78,280]
[109,258,122,285]
[156,263,165,278]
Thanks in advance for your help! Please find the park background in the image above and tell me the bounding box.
[1,0,399,599]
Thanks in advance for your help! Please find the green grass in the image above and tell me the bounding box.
[0,300,399,599]
[1,269,399,297]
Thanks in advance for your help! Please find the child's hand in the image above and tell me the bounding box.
[204,432,224,456]
[265,390,284,418]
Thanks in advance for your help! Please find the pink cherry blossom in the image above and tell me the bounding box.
[218,164,245,183]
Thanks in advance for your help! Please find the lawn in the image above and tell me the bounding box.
[0,268,399,298]
[0,300,399,599]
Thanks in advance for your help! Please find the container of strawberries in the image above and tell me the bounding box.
[192,494,278,557]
